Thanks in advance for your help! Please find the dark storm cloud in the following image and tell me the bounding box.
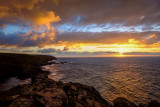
[56,32,131,44]
[0,0,160,49]
[37,48,119,56]
[0,30,159,47]
[38,48,157,57]
[56,31,160,45]
[0,32,25,46]
[0,31,56,47]
[38,48,61,53]
[53,0,160,26]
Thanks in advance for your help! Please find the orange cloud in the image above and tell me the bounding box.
[63,44,82,51]
[0,0,60,26]
[17,26,57,47]
[149,34,156,38]
[128,38,139,44]
[0,0,61,47]
[27,11,60,31]
[151,42,160,48]
[30,11,60,25]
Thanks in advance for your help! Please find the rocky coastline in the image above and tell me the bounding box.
[0,72,160,107]
[0,53,56,83]
[0,53,160,107]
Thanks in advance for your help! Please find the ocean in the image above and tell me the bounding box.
[47,57,160,105]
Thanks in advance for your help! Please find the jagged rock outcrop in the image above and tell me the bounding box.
[0,73,110,107]
[0,53,56,83]
[113,97,137,107]
[147,100,160,107]
[0,53,159,107]
[0,73,160,107]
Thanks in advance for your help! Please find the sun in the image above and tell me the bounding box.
[115,49,126,57]
[118,48,126,54]
[119,50,124,54]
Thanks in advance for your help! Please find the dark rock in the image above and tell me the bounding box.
[0,73,111,107]
[0,53,159,107]
[113,97,137,107]
[0,53,56,83]
[0,73,160,107]
[60,62,67,64]
[147,100,160,107]
[139,103,147,107]
[9,98,44,107]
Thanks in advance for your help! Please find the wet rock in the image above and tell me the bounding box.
[9,98,43,107]
[113,97,137,107]
[139,103,147,107]
[1,73,160,107]
[147,100,160,107]
[0,53,56,84]
[0,73,111,107]
[60,62,67,64]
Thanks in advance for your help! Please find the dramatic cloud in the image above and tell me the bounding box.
[56,31,160,45]
[0,24,7,29]
[38,47,160,57]
[37,47,119,57]
[0,0,61,47]
[53,0,160,26]
[0,0,160,56]
[0,0,60,25]
[0,29,57,47]
[38,48,61,53]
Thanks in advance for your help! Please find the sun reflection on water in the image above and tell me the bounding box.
[42,57,160,105]
[103,69,151,104]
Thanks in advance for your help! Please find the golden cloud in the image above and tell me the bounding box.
[0,0,61,47]
[0,0,60,26]
[151,42,160,48]
[27,11,60,31]
[128,38,139,44]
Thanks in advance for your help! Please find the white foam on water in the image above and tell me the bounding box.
[42,64,64,81]
[0,77,31,91]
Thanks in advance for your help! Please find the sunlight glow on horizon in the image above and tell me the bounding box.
[0,0,160,57]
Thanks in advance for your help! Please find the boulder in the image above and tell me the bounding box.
[113,97,137,107]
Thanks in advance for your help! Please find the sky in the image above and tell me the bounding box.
[0,0,160,57]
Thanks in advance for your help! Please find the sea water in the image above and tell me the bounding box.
[48,57,160,104]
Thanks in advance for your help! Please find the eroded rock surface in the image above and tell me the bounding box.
[0,73,160,107]
[0,73,110,107]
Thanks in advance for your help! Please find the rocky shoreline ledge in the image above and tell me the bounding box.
[0,53,160,107]
[0,72,160,107]
[0,53,56,83]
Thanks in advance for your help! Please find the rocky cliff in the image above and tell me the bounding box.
[0,72,159,107]
[0,53,159,107]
